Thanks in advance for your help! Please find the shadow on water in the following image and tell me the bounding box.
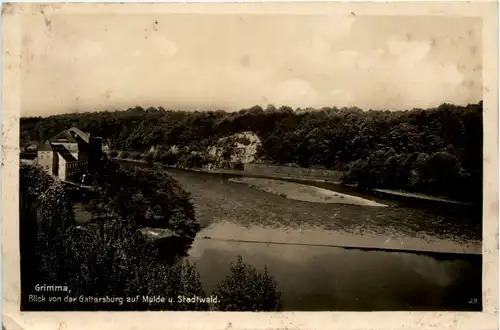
[189,238,482,311]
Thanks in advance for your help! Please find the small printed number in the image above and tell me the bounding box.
[469,298,479,304]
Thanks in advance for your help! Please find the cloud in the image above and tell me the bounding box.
[329,89,355,107]
[267,15,355,77]
[316,36,467,110]
[269,79,320,108]
[383,37,465,109]
[20,14,481,116]
[387,36,431,63]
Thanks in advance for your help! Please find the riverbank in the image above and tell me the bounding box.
[169,170,481,255]
[229,177,387,207]
[111,157,341,183]
[171,166,473,207]
[79,160,482,255]
[372,189,474,206]
[111,157,474,206]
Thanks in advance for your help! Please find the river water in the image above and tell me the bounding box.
[188,238,481,311]
[116,163,483,310]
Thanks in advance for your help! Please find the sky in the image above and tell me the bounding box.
[20,13,482,117]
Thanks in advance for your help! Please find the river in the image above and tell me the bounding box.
[104,162,484,310]
[161,168,482,311]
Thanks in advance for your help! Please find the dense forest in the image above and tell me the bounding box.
[20,163,280,311]
[20,102,483,202]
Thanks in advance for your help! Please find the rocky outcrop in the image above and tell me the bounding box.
[206,132,261,169]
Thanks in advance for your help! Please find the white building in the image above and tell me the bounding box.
[37,127,98,182]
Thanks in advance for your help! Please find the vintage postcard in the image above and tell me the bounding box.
[2,1,498,330]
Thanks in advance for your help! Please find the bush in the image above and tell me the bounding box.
[151,260,210,311]
[213,255,280,311]
[86,167,200,236]
[20,165,75,306]
[343,149,406,189]
[20,164,208,311]
[20,164,282,312]
[417,151,464,196]
[38,210,208,311]
[185,153,205,168]
[132,153,143,160]
[160,151,179,166]
[120,151,130,159]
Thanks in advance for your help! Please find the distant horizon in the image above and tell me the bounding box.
[21,100,483,119]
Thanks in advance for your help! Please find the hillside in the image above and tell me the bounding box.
[20,102,483,202]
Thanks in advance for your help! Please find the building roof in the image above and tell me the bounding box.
[38,140,53,151]
[39,128,96,162]
[50,130,78,144]
[67,127,90,144]
[52,144,77,162]
[49,127,91,145]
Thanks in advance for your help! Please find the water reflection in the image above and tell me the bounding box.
[188,238,482,311]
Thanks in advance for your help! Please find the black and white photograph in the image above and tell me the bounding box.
[5,2,496,318]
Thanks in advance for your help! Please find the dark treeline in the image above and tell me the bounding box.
[20,163,280,311]
[21,102,483,202]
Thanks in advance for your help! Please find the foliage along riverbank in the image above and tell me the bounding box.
[112,157,473,207]
[20,163,281,311]
[21,101,482,203]
[228,177,387,207]
[112,159,479,254]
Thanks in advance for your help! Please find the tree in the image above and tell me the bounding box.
[408,152,430,191]
[86,166,200,237]
[20,163,208,311]
[148,260,210,311]
[185,152,205,168]
[35,183,75,283]
[214,255,280,311]
[423,151,465,196]
[159,151,179,166]
[19,165,74,308]
[20,101,483,202]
